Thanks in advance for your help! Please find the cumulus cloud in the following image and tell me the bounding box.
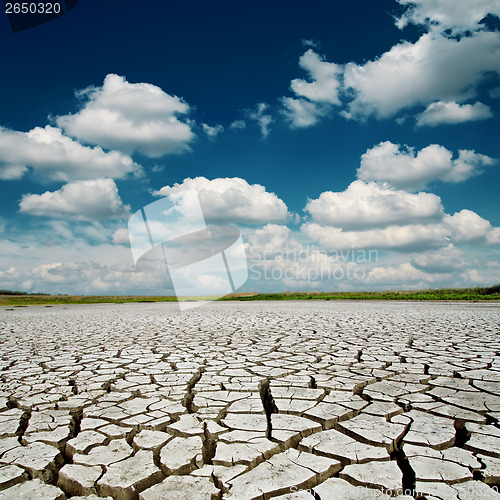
[416,101,493,126]
[281,97,327,128]
[31,261,104,285]
[112,228,130,245]
[366,263,428,284]
[0,267,22,287]
[282,49,342,128]
[19,179,130,221]
[0,126,139,182]
[445,209,500,244]
[202,123,224,139]
[155,177,290,224]
[301,222,449,252]
[302,180,499,253]
[343,31,500,120]
[248,103,273,137]
[0,164,28,181]
[460,267,500,285]
[396,0,500,34]
[290,49,342,105]
[246,224,303,259]
[412,244,467,272]
[56,74,195,157]
[21,260,170,294]
[301,39,320,49]
[305,180,444,229]
[2,210,498,293]
[229,120,246,130]
[0,227,175,295]
[244,224,375,289]
[358,141,495,190]
[277,2,500,126]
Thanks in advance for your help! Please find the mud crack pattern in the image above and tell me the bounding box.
[0,301,499,499]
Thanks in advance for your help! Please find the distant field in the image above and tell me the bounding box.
[0,294,178,307]
[227,287,500,302]
[0,286,499,306]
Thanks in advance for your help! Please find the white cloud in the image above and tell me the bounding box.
[367,263,428,283]
[57,74,195,157]
[277,2,500,127]
[416,101,493,126]
[0,164,28,181]
[290,49,342,105]
[281,97,327,128]
[89,261,170,294]
[19,179,130,221]
[301,39,319,49]
[202,123,224,139]
[358,141,495,190]
[412,244,467,272]
[155,177,290,224]
[460,267,500,286]
[0,126,139,182]
[0,227,173,295]
[445,209,500,244]
[34,219,120,245]
[488,228,500,245]
[301,222,449,252]
[245,224,377,289]
[302,182,499,253]
[450,149,497,183]
[31,261,103,285]
[364,262,453,288]
[282,49,342,128]
[246,224,302,259]
[19,260,170,295]
[1,220,132,260]
[396,0,500,34]
[0,267,22,287]
[305,180,444,229]
[248,103,273,137]
[229,120,246,130]
[2,211,498,293]
[112,228,130,245]
[343,31,500,120]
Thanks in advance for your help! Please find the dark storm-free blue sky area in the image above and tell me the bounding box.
[1,0,498,216]
[0,0,499,294]
[1,0,406,124]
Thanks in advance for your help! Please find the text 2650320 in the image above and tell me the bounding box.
[5,2,61,14]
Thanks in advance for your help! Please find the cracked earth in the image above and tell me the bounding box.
[0,301,499,499]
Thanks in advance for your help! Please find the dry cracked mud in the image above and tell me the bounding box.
[0,300,498,499]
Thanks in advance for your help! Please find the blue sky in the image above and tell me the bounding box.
[0,0,499,295]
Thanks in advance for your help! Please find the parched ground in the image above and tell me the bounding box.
[0,301,499,499]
